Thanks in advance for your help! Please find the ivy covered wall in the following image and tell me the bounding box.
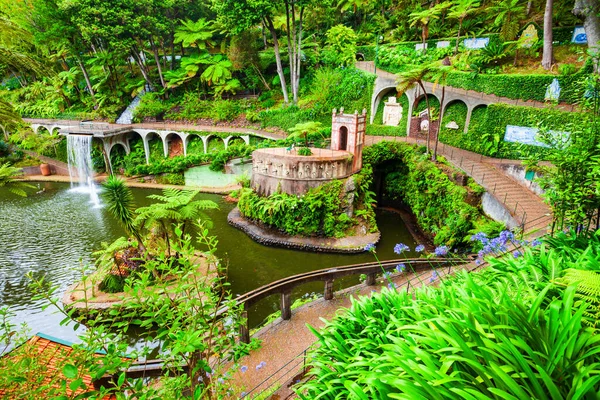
[363,141,503,247]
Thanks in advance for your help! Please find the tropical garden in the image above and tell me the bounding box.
[0,0,600,398]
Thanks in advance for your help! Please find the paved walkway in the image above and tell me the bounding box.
[228,259,479,399]
[364,136,552,235]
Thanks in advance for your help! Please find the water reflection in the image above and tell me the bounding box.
[0,182,416,342]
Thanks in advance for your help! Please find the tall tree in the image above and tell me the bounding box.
[448,0,480,55]
[573,0,600,71]
[409,3,451,52]
[213,0,290,103]
[542,0,553,70]
[397,62,437,155]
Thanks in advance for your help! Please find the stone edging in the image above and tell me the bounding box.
[227,207,380,253]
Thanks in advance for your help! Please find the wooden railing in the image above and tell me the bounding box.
[94,256,469,386]
[232,257,467,343]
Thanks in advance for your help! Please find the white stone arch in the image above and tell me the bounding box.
[161,131,188,157]
[464,103,488,133]
[50,126,62,135]
[185,133,205,155]
[203,134,227,153]
[132,129,161,164]
[223,135,250,149]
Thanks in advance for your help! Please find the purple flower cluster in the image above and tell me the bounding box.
[470,229,544,265]
[394,243,410,254]
[415,244,425,253]
[429,270,438,283]
[395,263,406,273]
[255,361,267,371]
[434,245,449,257]
[364,243,375,252]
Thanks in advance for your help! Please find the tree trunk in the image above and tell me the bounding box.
[433,86,445,161]
[150,36,166,89]
[293,6,305,104]
[285,1,296,104]
[542,0,554,70]
[76,56,98,108]
[264,17,289,104]
[418,81,432,154]
[454,19,462,55]
[131,47,153,88]
[573,0,600,71]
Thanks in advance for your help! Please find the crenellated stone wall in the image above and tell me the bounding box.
[251,148,354,196]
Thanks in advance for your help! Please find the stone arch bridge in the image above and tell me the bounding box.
[355,61,574,135]
[22,119,283,171]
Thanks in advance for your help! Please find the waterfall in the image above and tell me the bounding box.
[67,134,101,207]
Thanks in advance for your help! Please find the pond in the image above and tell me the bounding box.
[0,182,417,343]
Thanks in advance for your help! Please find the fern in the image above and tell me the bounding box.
[555,268,600,328]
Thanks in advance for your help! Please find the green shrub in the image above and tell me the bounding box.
[156,173,185,185]
[99,273,126,294]
[364,141,498,247]
[559,63,577,75]
[299,242,600,399]
[238,173,376,238]
[133,93,168,122]
[297,147,312,156]
[212,99,240,122]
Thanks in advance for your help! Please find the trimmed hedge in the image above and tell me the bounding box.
[444,62,590,104]
[440,103,593,159]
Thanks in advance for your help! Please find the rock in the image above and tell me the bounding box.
[446,121,459,130]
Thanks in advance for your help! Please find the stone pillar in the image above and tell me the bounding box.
[366,273,376,286]
[141,135,151,164]
[464,104,474,134]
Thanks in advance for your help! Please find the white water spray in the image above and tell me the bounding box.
[67,134,101,208]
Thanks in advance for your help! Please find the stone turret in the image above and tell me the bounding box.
[331,108,367,174]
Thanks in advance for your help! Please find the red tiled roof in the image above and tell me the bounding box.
[0,333,117,399]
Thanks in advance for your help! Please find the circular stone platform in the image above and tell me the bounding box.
[251,147,354,196]
[227,207,380,253]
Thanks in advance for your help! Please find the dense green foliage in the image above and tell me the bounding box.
[440,103,593,159]
[238,166,376,238]
[122,141,255,177]
[364,141,502,247]
[299,231,600,399]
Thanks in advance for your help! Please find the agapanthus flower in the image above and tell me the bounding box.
[396,263,406,273]
[434,245,449,257]
[394,243,410,254]
[364,243,375,252]
[415,244,425,253]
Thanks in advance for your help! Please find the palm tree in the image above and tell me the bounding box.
[102,175,146,253]
[134,188,218,255]
[409,3,452,51]
[0,163,34,197]
[397,63,436,154]
[448,0,481,54]
[490,0,526,41]
[429,62,453,161]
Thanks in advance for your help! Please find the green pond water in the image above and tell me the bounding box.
[0,182,417,343]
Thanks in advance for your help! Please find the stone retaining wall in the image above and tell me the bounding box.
[227,207,380,253]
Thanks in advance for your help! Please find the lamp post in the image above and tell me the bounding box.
[374,35,383,75]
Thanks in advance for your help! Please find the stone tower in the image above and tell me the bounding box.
[331,108,367,173]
